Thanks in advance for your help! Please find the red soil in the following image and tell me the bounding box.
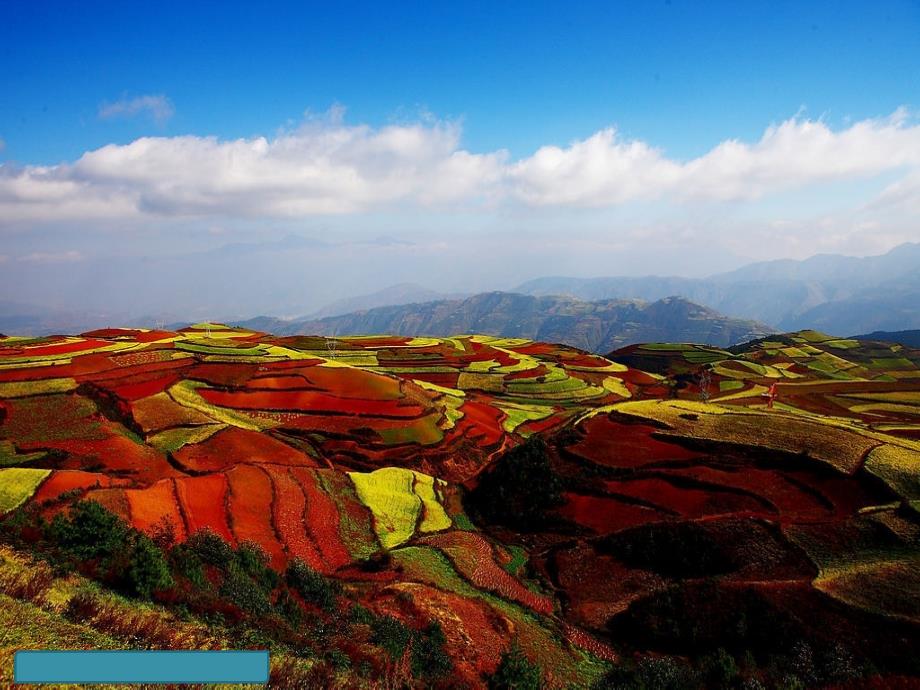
[124,479,188,541]
[174,474,235,544]
[557,492,669,534]
[172,427,315,473]
[456,399,505,447]
[290,467,353,571]
[107,373,183,402]
[185,362,260,387]
[265,466,325,570]
[199,388,424,417]
[225,464,286,568]
[15,339,111,357]
[504,365,550,381]
[31,470,129,504]
[602,477,771,519]
[565,416,703,468]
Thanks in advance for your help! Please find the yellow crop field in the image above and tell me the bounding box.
[0,468,51,514]
[349,467,451,548]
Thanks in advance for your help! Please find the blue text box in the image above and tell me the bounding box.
[14,650,269,685]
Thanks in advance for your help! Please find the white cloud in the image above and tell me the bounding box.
[509,109,920,205]
[98,94,175,125]
[18,250,84,263]
[0,108,919,228]
[0,138,5,153]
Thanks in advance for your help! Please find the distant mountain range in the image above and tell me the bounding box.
[854,329,920,348]
[237,293,772,352]
[5,243,920,341]
[514,242,920,333]
[309,282,464,318]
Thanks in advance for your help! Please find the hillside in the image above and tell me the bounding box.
[855,329,920,348]
[1,326,920,687]
[240,293,772,352]
[515,242,920,333]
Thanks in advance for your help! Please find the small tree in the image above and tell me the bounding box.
[698,367,712,403]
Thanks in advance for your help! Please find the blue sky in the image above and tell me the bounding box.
[4,1,918,163]
[1,1,920,317]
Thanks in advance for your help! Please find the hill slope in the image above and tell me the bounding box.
[240,293,772,352]
[515,242,920,333]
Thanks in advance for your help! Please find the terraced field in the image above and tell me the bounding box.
[1,326,919,687]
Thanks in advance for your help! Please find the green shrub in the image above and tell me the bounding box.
[235,541,279,590]
[48,500,129,561]
[219,565,271,616]
[467,437,563,530]
[168,543,207,589]
[411,621,452,679]
[127,534,173,599]
[286,558,341,612]
[488,641,543,690]
[371,614,412,661]
[185,529,235,568]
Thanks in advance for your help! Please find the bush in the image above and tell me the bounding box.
[411,622,452,679]
[701,648,738,688]
[488,641,543,690]
[185,529,235,568]
[286,558,341,612]
[127,534,173,599]
[168,543,207,589]
[236,541,279,590]
[594,656,699,690]
[220,565,271,616]
[48,500,129,562]
[371,614,412,661]
[467,437,563,530]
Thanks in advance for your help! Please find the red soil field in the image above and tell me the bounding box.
[291,467,361,570]
[656,466,835,521]
[518,411,570,436]
[550,543,666,630]
[602,477,772,519]
[81,328,175,343]
[31,470,130,504]
[199,388,425,417]
[556,492,670,534]
[107,373,183,402]
[185,362,260,387]
[455,399,505,447]
[506,342,559,357]
[374,582,508,679]
[174,474,235,544]
[399,371,461,388]
[564,416,703,468]
[124,479,188,541]
[11,339,112,357]
[78,357,194,384]
[244,375,316,390]
[225,464,286,568]
[22,433,179,484]
[173,427,316,473]
[129,393,213,433]
[265,466,325,570]
[503,364,550,381]
[293,365,404,400]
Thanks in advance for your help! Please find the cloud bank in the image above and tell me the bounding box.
[1,109,919,226]
[98,94,175,125]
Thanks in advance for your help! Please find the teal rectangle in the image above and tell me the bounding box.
[14,650,269,684]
